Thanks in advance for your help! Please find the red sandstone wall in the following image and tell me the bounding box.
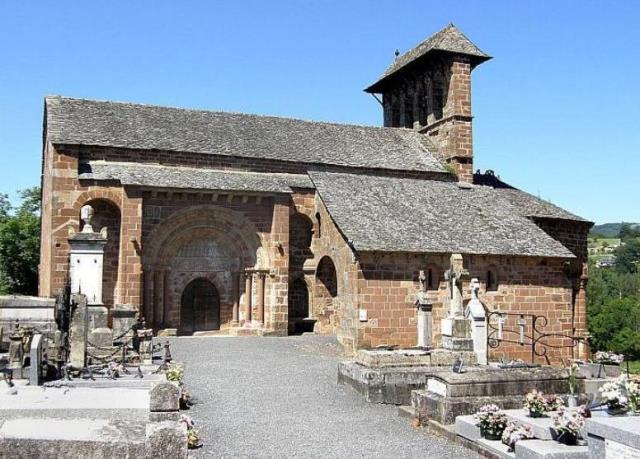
[39,144,143,311]
[356,252,578,364]
[140,191,290,333]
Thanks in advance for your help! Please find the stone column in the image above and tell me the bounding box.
[415,270,433,348]
[255,272,265,325]
[243,271,252,324]
[144,269,154,325]
[153,270,164,329]
[416,300,433,348]
[162,269,170,328]
[231,272,240,324]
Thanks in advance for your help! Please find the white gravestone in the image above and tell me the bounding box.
[465,278,488,365]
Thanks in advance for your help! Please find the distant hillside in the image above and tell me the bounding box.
[591,222,640,238]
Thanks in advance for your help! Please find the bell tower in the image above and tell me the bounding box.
[365,24,491,182]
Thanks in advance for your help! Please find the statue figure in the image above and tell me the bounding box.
[80,204,94,233]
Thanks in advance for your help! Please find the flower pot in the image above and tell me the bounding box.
[556,432,577,446]
[480,426,504,441]
[484,432,502,440]
[528,410,545,418]
[607,405,628,416]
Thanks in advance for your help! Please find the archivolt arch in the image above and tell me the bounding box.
[143,205,267,269]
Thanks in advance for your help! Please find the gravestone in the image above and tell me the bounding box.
[68,204,109,329]
[29,334,45,385]
[138,328,153,365]
[112,304,138,344]
[465,278,488,365]
[441,254,473,351]
[414,270,433,348]
[69,294,89,368]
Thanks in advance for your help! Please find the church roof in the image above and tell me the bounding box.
[45,96,445,174]
[79,161,312,193]
[365,24,491,93]
[309,171,577,258]
[473,171,589,222]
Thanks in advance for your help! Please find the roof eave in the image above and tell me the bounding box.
[364,51,492,94]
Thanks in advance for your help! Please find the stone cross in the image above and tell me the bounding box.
[80,204,95,233]
[444,254,469,318]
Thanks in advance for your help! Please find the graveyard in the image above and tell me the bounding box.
[1,6,639,457]
[0,204,638,457]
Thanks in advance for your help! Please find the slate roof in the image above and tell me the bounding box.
[473,171,589,222]
[309,171,576,258]
[78,161,312,193]
[365,24,491,93]
[45,96,444,174]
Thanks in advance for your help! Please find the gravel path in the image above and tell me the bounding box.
[169,335,479,458]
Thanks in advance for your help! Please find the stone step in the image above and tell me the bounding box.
[476,437,515,459]
[515,439,588,458]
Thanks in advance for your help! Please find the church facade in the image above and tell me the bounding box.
[39,25,591,360]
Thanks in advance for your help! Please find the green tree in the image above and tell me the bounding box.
[0,193,10,221]
[620,223,640,242]
[615,239,640,274]
[0,187,41,295]
[589,297,640,359]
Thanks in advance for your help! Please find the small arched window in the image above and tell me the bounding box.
[424,265,440,291]
[487,267,499,292]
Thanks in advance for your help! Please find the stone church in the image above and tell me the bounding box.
[38,24,591,358]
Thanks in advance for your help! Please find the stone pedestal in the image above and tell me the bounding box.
[112,304,138,344]
[89,327,113,348]
[138,329,153,365]
[415,293,432,348]
[440,317,473,351]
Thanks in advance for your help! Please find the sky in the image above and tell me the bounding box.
[0,1,638,225]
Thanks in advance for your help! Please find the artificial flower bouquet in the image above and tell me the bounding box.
[594,351,624,365]
[524,390,548,417]
[552,408,585,445]
[180,414,201,449]
[474,404,508,440]
[501,422,534,451]
[166,362,185,382]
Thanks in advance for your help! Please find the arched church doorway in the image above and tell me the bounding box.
[180,278,220,334]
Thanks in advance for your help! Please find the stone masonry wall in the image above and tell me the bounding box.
[356,252,578,364]
[140,192,290,333]
[39,143,140,310]
[290,190,360,350]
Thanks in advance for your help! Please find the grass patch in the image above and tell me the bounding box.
[627,360,640,375]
